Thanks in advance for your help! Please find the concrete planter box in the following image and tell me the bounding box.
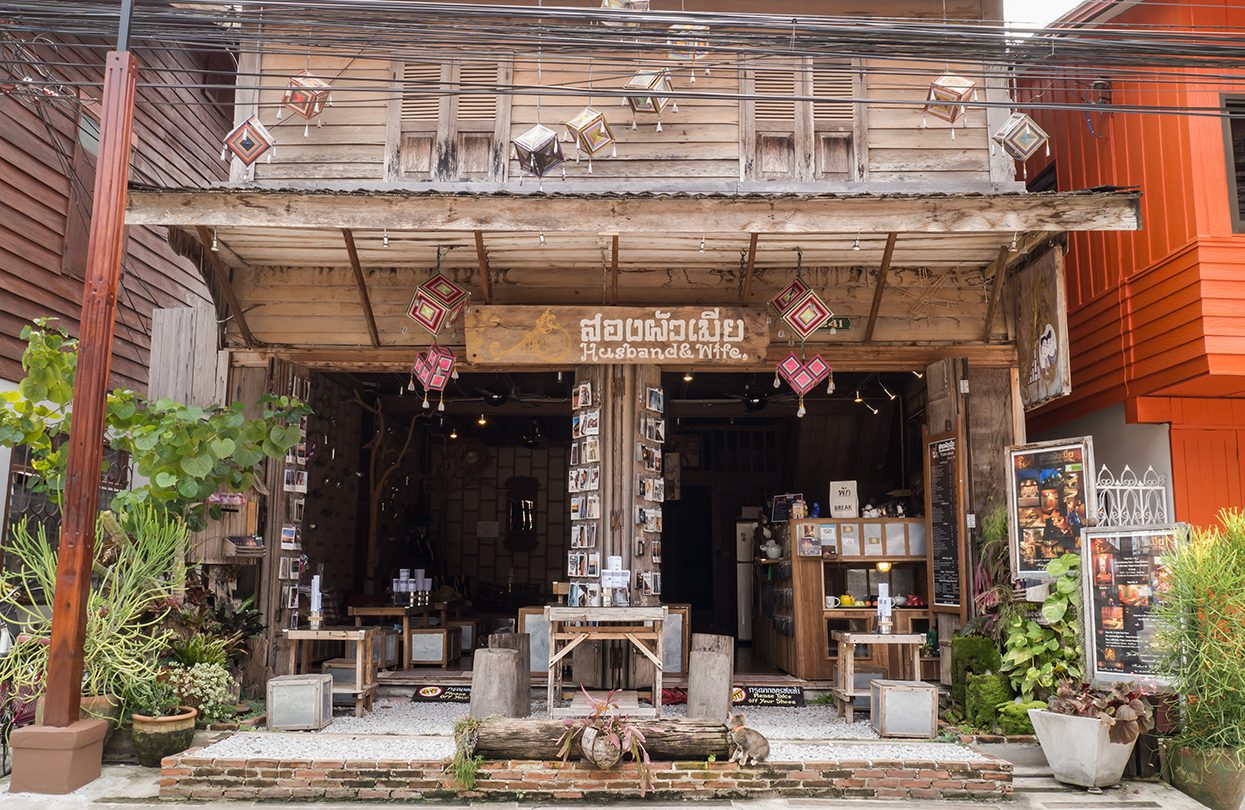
[1029,709,1136,788]
[1168,747,1245,810]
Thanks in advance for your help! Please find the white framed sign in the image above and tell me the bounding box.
[828,481,859,518]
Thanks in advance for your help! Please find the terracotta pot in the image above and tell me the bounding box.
[34,694,121,747]
[579,726,622,769]
[131,706,198,768]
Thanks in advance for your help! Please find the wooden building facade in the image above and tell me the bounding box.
[1020,0,1245,529]
[121,0,1140,681]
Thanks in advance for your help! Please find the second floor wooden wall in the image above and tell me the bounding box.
[0,37,230,391]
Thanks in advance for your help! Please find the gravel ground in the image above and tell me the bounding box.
[768,740,989,763]
[194,732,454,761]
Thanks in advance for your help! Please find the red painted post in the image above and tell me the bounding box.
[42,50,139,729]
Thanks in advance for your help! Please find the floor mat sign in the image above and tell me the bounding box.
[731,685,805,707]
[410,685,472,703]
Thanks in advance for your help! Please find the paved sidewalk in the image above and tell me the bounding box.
[0,766,1212,810]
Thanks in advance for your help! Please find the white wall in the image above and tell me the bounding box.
[1032,403,1176,522]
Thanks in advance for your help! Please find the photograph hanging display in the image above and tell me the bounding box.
[646,386,664,412]
[583,437,600,463]
[576,382,593,408]
[570,442,580,466]
[797,523,821,557]
[582,410,601,435]
[1081,525,1183,684]
[1006,437,1096,577]
[586,494,601,519]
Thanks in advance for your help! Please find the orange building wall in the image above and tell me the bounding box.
[1019,0,1245,528]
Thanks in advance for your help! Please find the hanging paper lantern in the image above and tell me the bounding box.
[667,24,709,62]
[511,123,566,179]
[781,288,835,341]
[992,111,1050,161]
[221,116,274,166]
[280,71,331,122]
[624,69,676,131]
[564,107,617,166]
[769,277,809,316]
[923,72,976,124]
[601,0,649,26]
[776,353,831,417]
[413,344,457,410]
[406,272,470,335]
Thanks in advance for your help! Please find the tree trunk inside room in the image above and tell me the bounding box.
[354,393,420,590]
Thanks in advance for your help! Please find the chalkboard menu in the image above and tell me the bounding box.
[1083,525,1182,684]
[926,434,963,612]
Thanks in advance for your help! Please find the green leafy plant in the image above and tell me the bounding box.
[0,506,187,719]
[969,505,1024,639]
[168,662,237,723]
[1155,510,1245,758]
[1047,681,1155,745]
[557,687,652,793]
[999,553,1084,701]
[168,635,231,668]
[0,320,309,530]
[125,677,182,719]
[448,717,485,790]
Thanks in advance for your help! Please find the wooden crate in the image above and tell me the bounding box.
[267,674,333,730]
[408,627,462,667]
[869,679,938,738]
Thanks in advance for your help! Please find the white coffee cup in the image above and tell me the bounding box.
[825,596,841,609]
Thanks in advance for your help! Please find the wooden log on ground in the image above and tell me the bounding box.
[687,633,735,722]
[488,632,532,716]
[469,648,525,719]
[472,717,729,761]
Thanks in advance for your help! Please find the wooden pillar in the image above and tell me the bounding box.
[42,49,138,730]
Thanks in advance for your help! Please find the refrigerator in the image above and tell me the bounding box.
[735,520,755,642]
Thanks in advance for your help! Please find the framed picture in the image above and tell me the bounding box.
[1006,437,1096,577]
[646,386,664,413]
[283,467,297,493]
[770,493,802,524]
[583,437,600,463]
[583,410,600,436]
[280,525,300,551]
[1080,524,1184,685]
[576,382,593,409]
[285,584,300,609]
[797,523,820,557]
[293,498,305,523]
[293,470,308,494]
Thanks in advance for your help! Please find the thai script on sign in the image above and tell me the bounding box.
[578,308,750,363]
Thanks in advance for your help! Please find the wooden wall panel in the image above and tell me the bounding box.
[1170,427,1245,530]
[0,37,226,391]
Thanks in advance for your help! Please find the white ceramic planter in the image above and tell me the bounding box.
[1029,709,1137,788]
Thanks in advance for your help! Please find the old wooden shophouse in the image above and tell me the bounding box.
[124,0,1139,700]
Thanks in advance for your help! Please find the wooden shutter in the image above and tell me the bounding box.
[750,66,800,178]
[812,63,856,179]
[453,61,506,179]
[400,62,442,177]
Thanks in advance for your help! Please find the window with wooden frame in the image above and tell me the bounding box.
[399,58,512,182]
[741,58,859,182]
[61,108,100,278]
[1226,97,1245,232]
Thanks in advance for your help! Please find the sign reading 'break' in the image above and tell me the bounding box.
[465,306,770,366]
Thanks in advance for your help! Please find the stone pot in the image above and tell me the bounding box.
[1167,747,1245,810]
[131,706,198,768]
[579,726,622,769]
[1029,709,1137,789]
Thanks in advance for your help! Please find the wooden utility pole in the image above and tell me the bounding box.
[43,3,138,729]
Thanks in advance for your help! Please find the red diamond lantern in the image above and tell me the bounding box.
[413,344,457,410]
[281,71,331,121]
[777,353,831,418]
[782,288,834,341]
[221,116,274,166]
[406,273,470,335]
[769,278,809,316]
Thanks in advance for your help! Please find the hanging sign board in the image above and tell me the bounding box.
[1081,524,1184,685]
[1011,246,1072,410]
[925,429,967,619]
[465,306,769,366]
[1006,437,1096,578]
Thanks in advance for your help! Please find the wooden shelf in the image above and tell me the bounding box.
[823,555,928,564]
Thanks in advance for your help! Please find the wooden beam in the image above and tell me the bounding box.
[44,50,137,730]
[981,245,1012,342]
[341,228,381,349]
[194,226,258,347]
[739,232,758,305]
[129,189,1143,235]
[863,232,898,343]
[226,341,1017,372]
[473,230,493,304]
[610,235,619,306]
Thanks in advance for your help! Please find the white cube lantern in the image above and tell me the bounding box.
[869,679,938,738]
[923,72,976,124]
[511,123,565,180]
[267,673,333,731]
[624,69,676,131]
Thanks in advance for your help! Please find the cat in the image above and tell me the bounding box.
[727,713,770,765]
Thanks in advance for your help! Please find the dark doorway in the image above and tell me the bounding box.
[662,485,715,630]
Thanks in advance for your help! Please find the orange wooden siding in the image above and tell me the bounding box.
[1170,428,1245,529]
[1021,0,1245,435]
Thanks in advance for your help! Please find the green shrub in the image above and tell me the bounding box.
[168,663,237,723]
[168,635,230,668]
[951,635,1001,706]
[999,553,1084,701]
[966,672,1012,730]
[1155,510,1245,758]
[997,700,1045,735]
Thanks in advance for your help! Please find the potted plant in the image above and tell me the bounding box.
[999,553,1084,702]
[127,678,198,767]
[1155,510,1245,810]
[557,687,652,792]
[1029,681,1154,789]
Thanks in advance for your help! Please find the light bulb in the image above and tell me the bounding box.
[866,403,879,415]
[683,370,694,382]
[210,229,219,252]
[912,370,924,379]
[1009,232,1019,252]
[383,229,390,248]
[876,561,892,573]
[852,235,861,251]
[450,427,458,439]
[538,232,546,245]
[477,413,487,426]
[854,390,862,403]
[698,235,706,253]
[881,382,896,400]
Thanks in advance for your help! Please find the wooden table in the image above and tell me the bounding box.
[348,605,415,671]
[284,626,379,717]
[829,631,924,722]
[545,606,667,719]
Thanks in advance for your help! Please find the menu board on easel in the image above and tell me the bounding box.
[925,428,967,619]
